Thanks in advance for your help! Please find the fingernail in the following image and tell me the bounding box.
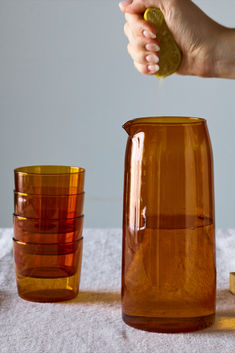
[146,54,159,64]
[145,43,160,52]
[148,64,160,73]
[143,30,156,39]
[119,0,133,8]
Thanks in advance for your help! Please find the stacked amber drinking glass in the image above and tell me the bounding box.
[13,166,85,302]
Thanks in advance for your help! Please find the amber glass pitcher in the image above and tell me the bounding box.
[122,117,216,333]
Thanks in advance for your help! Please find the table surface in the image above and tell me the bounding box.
[1,228,235,353]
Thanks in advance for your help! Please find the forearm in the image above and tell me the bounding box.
[213,27,235,79]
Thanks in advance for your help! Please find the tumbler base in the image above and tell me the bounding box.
[16,270,80,303]
[122,312,215,333]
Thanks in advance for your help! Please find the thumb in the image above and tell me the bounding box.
[119,0,161,14]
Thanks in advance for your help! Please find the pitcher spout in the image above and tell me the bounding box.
[123,119,142,136]
[122,121,131,135]
[123,117,150,136]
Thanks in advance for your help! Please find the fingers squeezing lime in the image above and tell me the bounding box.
[144,8,181,78]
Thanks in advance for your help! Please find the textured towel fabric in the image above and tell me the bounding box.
[0,228,235,353]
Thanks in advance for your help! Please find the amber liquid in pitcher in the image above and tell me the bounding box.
[122,215,216,332]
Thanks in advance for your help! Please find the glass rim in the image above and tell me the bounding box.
[12,237,84,245]
[124,116,206,127]
[13,214,84,221]
[14,165,85,176]
[14,190,85,197]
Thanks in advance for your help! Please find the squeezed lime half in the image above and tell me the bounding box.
[144,8,182,78]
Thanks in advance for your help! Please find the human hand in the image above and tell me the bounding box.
[119,0,227,78]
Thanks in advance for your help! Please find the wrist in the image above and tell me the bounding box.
[212,27,235,79]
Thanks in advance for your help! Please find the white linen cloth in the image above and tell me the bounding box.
[0,228,235,353]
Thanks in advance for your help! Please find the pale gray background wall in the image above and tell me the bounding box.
[0,0,235,228]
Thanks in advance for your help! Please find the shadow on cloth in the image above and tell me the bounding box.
[62,289,235,333]
[194,289,235,334]
[0,290,13,305]
[66,290,121,305]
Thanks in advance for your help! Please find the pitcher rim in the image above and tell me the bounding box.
[123,117,206,128]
